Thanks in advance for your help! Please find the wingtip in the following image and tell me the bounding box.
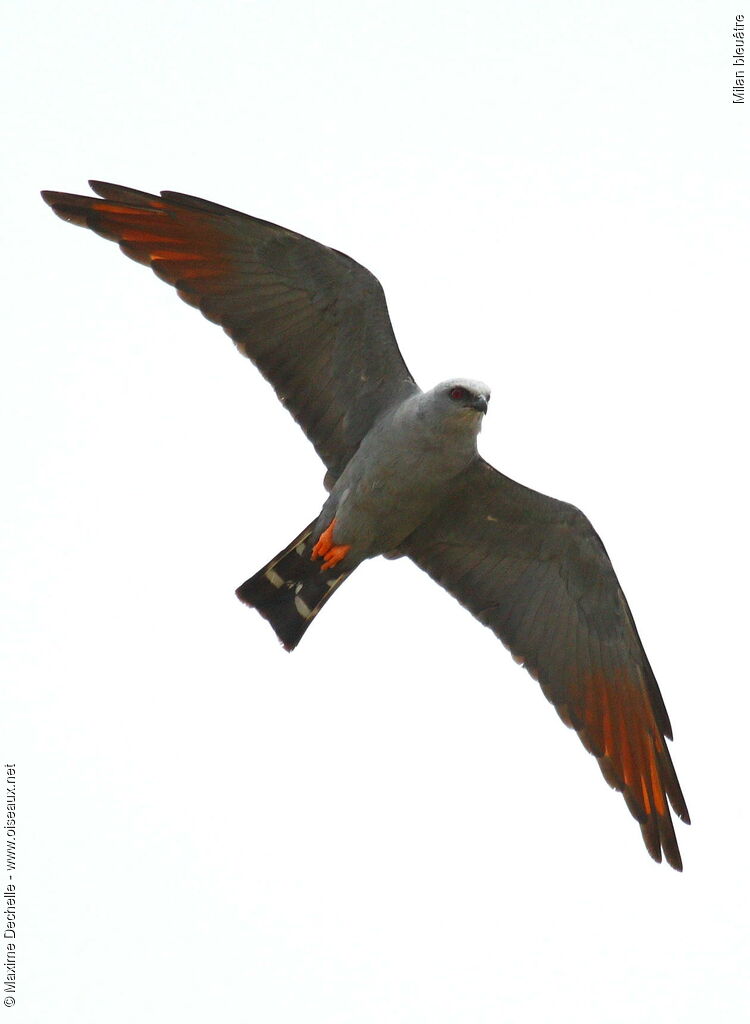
[641,815,685,871]
[664,842,684,872]
[41,183,110,205]
[88,179,126,198]
[41,190,90,226]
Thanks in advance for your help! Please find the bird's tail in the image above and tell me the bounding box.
[236,522,353,651]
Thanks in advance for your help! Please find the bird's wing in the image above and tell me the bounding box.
[399,457,689,869]
[42,182,418,477]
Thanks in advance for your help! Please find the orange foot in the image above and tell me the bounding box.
[311,518,351,572]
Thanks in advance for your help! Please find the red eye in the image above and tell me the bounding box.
[450,386,469,401]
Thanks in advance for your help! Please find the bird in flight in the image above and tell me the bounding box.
[42,182,690,869]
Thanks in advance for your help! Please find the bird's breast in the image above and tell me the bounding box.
[330,420,477,556]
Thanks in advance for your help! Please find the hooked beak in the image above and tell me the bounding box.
[469,395,488,415]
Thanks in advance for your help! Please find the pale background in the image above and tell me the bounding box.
[2,1,748,1021]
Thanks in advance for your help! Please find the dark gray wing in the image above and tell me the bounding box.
[400,457,690,869]
[41,182,418,478]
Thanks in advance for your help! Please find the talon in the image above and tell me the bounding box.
[311,518,351,571]
[311,520,336,561]
[320,545,350,571]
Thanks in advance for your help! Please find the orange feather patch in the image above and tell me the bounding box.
[582,669,670,824]
[79,201,237,285]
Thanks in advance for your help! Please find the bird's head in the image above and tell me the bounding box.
[413,379,491,444]
[433,378,491,418]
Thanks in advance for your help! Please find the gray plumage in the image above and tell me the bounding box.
[314,379,490,562]
[41,182,690,870]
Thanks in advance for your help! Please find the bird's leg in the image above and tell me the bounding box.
[311,518,351,571]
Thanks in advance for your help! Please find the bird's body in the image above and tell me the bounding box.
[314,380,489,561]
[42,182,690,869]
[238,379,491,649]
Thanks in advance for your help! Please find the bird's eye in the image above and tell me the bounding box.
[449,386,469,402]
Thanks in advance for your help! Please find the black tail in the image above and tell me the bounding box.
[236,522,353,651]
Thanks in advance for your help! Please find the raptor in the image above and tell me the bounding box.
[42,182,690,869]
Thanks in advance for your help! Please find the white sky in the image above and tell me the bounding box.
[3,1,749,1021]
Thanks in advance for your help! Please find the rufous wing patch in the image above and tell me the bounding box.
[45,192,237,287]
[579,669,682,867]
